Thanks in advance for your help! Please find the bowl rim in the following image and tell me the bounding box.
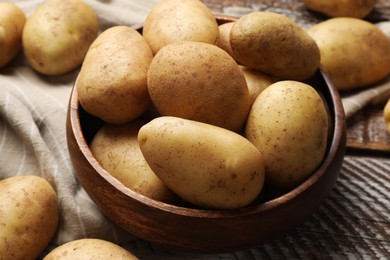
[69,65,346,219]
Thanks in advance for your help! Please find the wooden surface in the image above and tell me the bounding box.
[204,0,390,156]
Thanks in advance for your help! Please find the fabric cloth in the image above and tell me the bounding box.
[1,0,389,258]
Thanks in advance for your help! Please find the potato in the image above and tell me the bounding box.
[22,0,98,75]
[138,116,265,210]
[143,0,219,54]
[43,238,138,259]
[308,18,390,91]
[300,0,378,18]
[384,98,390,134]
[0,3,26,68]
[90,120,178,203]
[77,26,153,124]
[239,65,274,105]
[230,11,320,81]
[0,176,58,260]
[215,22,235,59]
[147,41,250,132]
[245,81,329,190]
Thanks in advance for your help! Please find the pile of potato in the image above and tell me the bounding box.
[79,0,389,211]
[78,0,329,210]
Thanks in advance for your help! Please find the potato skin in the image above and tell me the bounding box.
[143,0,219,54]
[138,116,265,210]
[90,121,178,203]
[22,0,98,75]
[147,41,250,132]
[77,26,153,124]
[215,22,236,59]
[239,65,273,105]
[0,3,26,68]
[308,18,390,90]
[43,238,138,259]
[230,12,320,81]
[0,176,58,260]
[300,0,378,18]
[245,81,329,190]
[384,98,390,134]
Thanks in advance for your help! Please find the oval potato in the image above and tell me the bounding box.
[147,41,250,132]
[138,116,265,210]
[215,21,235,59]
[300,0,378,18]
[0,176,58,260]
[0,3,26,68]
[308,18,390,90]
[239,65,274,105]
[230,11,320,81]
[143,0,219,54]
[245,81,329,190]
[77,26,153,124]
[90,121,178,203]
[22,0,98,75]
[43,238,138,259]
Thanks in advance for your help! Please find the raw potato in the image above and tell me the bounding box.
[0,176,58,260]
[90,121,178,203]
[308,18,390,90]
[22,0,98,75]
[0,3,26,68]
[245,81,329,190]
[240,65,273,105]
[77,26,153,124]
[300,0,378,18]
[215,22,235,59]
[138,116,265,210]
[147,41,250,132]
[384,98,390,134]
[230,11,320,81]
[43,238,138,259]
[143,0,219,54]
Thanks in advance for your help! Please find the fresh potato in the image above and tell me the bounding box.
[384,98,390,134]
[22,0,98,75]
[239,65,274,105]
[245,81,329,190]
[230,11,320,81]
[300,0,378,18]
[0,3,26,68]
[147,41,250,132]
[77,26,153,124]
[44,238,138,259]
[90,120,178,203]
[215,22,236,59]
[138,116,265,210]
[143,0,219,54]
[0,176,58,260]
[308,18,390,91]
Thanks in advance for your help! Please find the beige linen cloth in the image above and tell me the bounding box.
[1,0,390,252]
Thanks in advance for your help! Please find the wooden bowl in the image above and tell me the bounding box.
[66,17,346,254]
